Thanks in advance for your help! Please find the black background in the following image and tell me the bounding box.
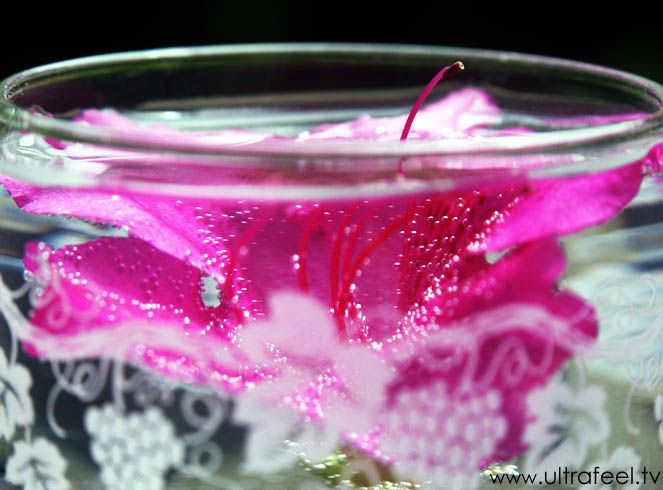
[1,1,661,82]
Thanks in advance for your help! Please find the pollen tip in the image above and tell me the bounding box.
[399,61,467,144]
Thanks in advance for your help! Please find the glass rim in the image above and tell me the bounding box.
[1,42,662,160]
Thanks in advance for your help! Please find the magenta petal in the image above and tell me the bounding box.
[300,88,500,141]
[1,178,246,288]
[22,237,260,391]
[383,239,598,474]
[408,239,567,330]
[643,142,663,175]
[75,109,278,147]
[71,88,498,147]
[484,162,643,251]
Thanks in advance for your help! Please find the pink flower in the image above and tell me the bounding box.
[2,87,660,482]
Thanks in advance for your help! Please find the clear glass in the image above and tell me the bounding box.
[0,44,661,490]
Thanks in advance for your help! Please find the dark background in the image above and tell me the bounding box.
[1,2,661,82]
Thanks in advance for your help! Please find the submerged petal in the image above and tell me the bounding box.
[383,239,598,473]
[484,162,643,251]
[21,237,260,392]
[2,87,650,302]
[0,181,235,285]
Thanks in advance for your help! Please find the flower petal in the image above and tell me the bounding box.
[643,142,663,175]
[0,180,236,285]
[75,108,277,147]
[299,88,500,141]
[21,237,261,392]
[484,162,643,251]
[380,240,598,477]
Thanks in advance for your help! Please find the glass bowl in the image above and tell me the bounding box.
[0,43,662,490]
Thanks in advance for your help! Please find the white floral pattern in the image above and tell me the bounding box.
[0,347,34,440]
[84,404,184,490]
[584,446,642,490]
[524,379,610,473]
[381,381,505,490]
[6,437,70,490]
[235,292,392,474]
[235,388,340,475]
[655,394,663,446]
[1,270,663,489]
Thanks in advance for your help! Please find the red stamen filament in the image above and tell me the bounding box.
[400,61,465,142]
[330,206,360,324]
[397,61,465,174]
[329,62,466,337]
[296,207,323,292]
